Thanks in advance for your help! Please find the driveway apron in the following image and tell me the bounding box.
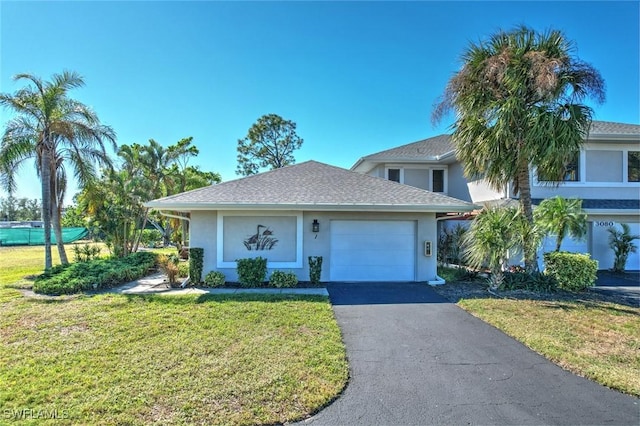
[298,282,639,425]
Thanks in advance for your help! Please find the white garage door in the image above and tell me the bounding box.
[330,220,416,281]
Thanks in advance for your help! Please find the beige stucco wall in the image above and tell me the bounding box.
[189,210,439,283]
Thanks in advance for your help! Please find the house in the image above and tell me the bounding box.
[145,160,476,283]
[351,120,640,271]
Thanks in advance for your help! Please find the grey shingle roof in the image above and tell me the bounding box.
[532,198,639,210]
[359,134,454,162]
[146,160,476,212]
[354,121,638,169]
[589,121,640,137]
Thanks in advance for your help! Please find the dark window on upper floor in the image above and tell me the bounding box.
[388,168,400,183]
[628,151,640,182]
[432,169,444,192]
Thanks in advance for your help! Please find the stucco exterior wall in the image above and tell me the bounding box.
[404,168,429,190]
[190,210,439,283]
[447,162,472,202]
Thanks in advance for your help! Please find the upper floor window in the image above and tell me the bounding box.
[387,168,401,183]
[628,151,640,182]
[538,152,580,182]
[432,169,444,192]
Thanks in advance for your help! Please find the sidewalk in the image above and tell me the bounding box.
[115,273,328,296]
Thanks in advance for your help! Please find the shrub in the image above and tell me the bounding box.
[308,256,323,284]
[72,243,102,263]
[203,271,226,287]
[158,254,180,287]
[500,271,557,292]
[270,271,298,288]
[33,251,157,295]
[177,262,189,278]
[543,251,597,292]
[236,257,267,287]
[140,229,163,248]
[189,247,204,284]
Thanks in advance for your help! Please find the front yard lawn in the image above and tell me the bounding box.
[0,246,348,425]
[434,280,640,397]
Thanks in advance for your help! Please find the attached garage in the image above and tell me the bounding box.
[330,220,416,281]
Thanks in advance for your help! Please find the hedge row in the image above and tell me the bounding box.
[33,251,157,295]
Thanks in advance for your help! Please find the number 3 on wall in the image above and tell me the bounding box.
[594,221,615,227]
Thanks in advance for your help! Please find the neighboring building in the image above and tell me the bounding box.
[145,161,475,283]
[351,121,640,271]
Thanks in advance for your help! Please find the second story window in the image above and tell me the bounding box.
[628,151,640,182]
[387,168,401,183]
[538,152,580,182]
[432,169,444,192]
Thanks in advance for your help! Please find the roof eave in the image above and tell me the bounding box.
[145,201,477,213]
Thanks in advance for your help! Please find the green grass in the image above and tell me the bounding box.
[0,245,348,425]
[459,297,640,396]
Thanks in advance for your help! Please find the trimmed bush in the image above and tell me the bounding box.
[189,247,204,284]
[270,271,298,288]
[543,251,597,292]
[236,257,267,287]
[177,262,189,278]
[33,251,157,295]
[308,256,323,285]
[203,271,226,287]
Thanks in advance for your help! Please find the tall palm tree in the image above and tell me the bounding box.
[0,71,115,269]
[534,196,587,252]
[433,26,605,271]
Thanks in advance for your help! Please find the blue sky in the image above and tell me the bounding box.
[1,1,639,204]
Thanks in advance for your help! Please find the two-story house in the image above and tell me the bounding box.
[351,121,640,271]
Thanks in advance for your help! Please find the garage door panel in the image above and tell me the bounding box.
[330,220,415,281]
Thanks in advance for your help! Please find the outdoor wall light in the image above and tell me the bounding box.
[312,219,320,233]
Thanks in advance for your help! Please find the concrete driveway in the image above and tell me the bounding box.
[298,282,639,425]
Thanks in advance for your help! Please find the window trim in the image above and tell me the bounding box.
[625,150,640,183]
[430,168,447,193]
[385,167,404,183]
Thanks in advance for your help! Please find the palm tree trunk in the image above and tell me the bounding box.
[517,162,538,272]
[52,197,69,264]
[51,175,69,264]
[40,145,53,270]
[132,207,149,253]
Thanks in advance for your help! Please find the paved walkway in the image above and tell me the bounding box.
[113,273,328,296]
[298,282,639,425]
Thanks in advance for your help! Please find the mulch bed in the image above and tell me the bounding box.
[431,279,639,308]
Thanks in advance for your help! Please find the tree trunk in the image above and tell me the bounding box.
[51,177,69,265]
[131,207,149,253]
[40,144,53,270]
[52,197,69,264]
[517,162,538,272]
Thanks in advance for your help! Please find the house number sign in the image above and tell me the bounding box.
[594,221,615,227]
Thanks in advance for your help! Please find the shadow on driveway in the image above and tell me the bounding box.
[327,282,448,305]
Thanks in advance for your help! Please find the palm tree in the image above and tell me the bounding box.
[534,196,587,252]
[462,206,525,289]
[0,71,116,269]
[608,224,639,272]
[433,26,605,271]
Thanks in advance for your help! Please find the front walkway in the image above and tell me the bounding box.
[113,273,328,296]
